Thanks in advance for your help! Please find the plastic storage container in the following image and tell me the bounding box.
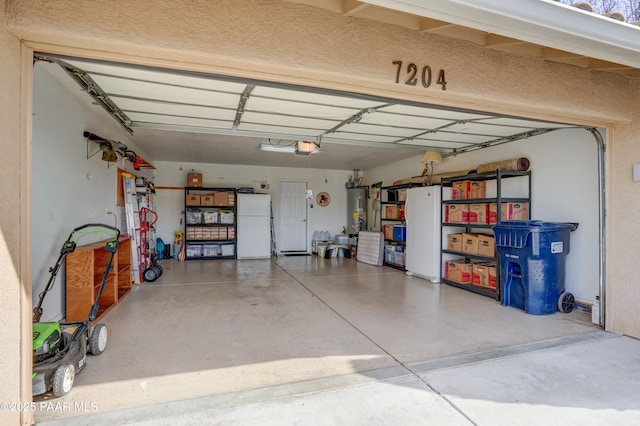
[393,225,406,242]
[493,220,578,315]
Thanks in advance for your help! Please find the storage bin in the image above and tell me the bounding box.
[186,210,203,225]
[220,243,235,257]
[393,225,406,241]
[220,211,234,224]
[494,220,578,315]
[202,244,220,257]
[202,211,219,224]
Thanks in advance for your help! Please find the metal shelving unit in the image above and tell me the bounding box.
[440,170,531,300]
[184,187,237,260]
[380,183,420,270]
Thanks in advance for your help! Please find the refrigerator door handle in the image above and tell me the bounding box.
[404,196,410,225]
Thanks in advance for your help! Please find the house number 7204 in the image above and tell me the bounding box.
[392,61,447,90]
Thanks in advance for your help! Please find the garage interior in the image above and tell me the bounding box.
[16,0,640,424]
[32,53,606,423]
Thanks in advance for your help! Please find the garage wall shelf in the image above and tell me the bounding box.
[380,183,421,270]
[184,187,237,260]
[65,236,132,322]
[440,170,531,300]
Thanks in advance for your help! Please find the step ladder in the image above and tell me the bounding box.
[123,175,141,283]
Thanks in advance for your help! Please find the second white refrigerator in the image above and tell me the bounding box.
[236,193,271,259]
[405,186,441,282]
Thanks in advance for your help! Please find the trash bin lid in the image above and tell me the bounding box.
[495,220,578,232]
[493,220,578,249]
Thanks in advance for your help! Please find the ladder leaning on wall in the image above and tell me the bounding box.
[123,174,141,283]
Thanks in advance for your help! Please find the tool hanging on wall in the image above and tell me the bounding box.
[84,131,141,170]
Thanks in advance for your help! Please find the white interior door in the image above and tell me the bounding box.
[279,181,308,252]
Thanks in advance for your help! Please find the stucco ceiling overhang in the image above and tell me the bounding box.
[293,0,640,74]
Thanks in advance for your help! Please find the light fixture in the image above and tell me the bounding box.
[259,141,320,155]
[295,140,319,155]
[259,143,296,153]
[421,151,443,186]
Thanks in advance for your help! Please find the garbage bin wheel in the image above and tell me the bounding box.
[558,292,575,313]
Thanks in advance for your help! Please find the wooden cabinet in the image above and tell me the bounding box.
[65,236,132,322]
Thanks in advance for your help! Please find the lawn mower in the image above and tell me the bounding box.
[32,223,120,397]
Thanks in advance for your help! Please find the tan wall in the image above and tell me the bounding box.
[1,0,638,417]
[5,0,630,124]
[608,76,640,336]
[0,0,30,423]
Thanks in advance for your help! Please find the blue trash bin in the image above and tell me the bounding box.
[493,220,578,315]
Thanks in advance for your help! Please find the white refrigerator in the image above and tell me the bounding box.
[405,186,441,282]
[236,193,272,259]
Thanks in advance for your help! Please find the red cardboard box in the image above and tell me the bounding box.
[445,260,473,284]
[472,263,493,288]
[445,204,469,223]
[488,203,498,225]
[468,203,489,224]
[452,181,469,200]
[468,181,486,199]
[501,202,529,220]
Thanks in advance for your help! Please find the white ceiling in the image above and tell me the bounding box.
[38,55,579,171]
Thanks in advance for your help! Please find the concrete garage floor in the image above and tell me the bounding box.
[35,256,640,425]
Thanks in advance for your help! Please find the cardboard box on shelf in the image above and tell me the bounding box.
[201,194,214,206]
[187,173,202,187]
[468,203,489,224]
[501,202,529,220]
[214,192,230,206]
[469,181,486,199]
[477,234,495,257]
[488,203,498,225]
[488,265,497,289]
[445,204,469,223]
[445,260,472,284]
[452,181,469,200]
[186,195,201,206]
[462,233,479,255]
[385,205,400,220]
[472,263,492,288]
[227,193,235,206]
[447,233,463,252]
[186,226,197,240]
[383,224,395,240]
[227,226,235,239]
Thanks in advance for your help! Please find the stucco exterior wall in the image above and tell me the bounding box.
[4,0,630,124]
[0,0,29,423]
[1,0,638,418]
[609,77,640,337]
